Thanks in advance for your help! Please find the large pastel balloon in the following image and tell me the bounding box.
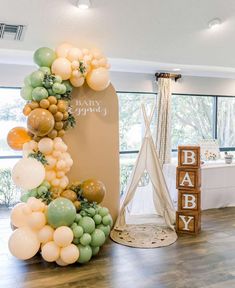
[41,241,60,262]
[60,244,79,264]
[81,179,106,204]
[20,86,33,100]
[77,244,92,263]
[12,158,45,190]
[7,127,31,150]
[38,138,54,155]
[10,203,31,228]
[56,43,73,58]
[8,227,40,260]
[27,108,55,136]
[34,47,56,67]
[47,197,76,228]
[53,226,73,247]
[86,67,110,91]
[51,58,72,80]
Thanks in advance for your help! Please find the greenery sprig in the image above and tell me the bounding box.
[28,151,48,165]
[64,112,76,130]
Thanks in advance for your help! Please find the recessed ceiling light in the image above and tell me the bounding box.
[208,18,221,29]
[173,68,181,72]
[77,0,91,9]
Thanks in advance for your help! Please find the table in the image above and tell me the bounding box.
[163,160,235,210]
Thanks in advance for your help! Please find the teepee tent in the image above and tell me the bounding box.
[111,105,177,248]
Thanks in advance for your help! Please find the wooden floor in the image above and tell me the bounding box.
[1,208,235,288]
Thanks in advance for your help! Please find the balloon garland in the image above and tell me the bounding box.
[7,43,113,265]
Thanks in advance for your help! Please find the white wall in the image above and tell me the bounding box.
[1,64,235,96]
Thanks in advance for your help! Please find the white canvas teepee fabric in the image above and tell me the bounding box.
[111,105,177,248]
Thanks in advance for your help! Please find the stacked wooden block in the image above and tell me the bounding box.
[176,146,201,235]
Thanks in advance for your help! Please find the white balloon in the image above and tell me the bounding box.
[12,158,45,190]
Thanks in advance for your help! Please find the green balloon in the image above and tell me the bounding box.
[32,87,48,101]
[79,216,95,234]
[80,233,92,246]
[102,215,112,226]
[73,238,80,245]
[30,71,44,88]
[77,245,92,263]
[96,224,110,238]
[20,193,30,202]
[34,47,56,67]
[91,246,100,256]
[86,207,96,217]
[28,188,38,197]
[39,67,51,75]
[71,222,78,230]
[90,229,106,247]
[47,197,76,228]
[98,207,109,217]
[20,86,33,100]
[63,80,73,92]
[93,214,102,225]
[75,214,82,223]
[52,83,66,94]
[54,75,62,84]
[73,226,84,238]
[24,75,32,86]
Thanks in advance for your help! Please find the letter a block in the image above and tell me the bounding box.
[176,211,201,234]
[178,190,201,212]
[176,168,201,190]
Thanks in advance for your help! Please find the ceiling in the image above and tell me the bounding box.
[1,0,235,76]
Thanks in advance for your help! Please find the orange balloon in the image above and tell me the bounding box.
[7,127,31,150]
[27,108,55,137]
[81,179,106,204]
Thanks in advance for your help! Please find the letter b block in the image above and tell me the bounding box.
[178,146,200,168]
[176,211,201,235]
[178,190,201,212]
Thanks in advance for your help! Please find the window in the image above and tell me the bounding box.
[172,94,214,149]
[118,92,157,194]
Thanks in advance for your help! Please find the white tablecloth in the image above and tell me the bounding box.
[163,160,235,210]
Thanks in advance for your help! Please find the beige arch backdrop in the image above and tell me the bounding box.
[64,83,120,221]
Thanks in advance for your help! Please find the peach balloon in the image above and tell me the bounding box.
[7,127,31,150]
[52,150,62,158]
[56,43,73,58]
[99,57,108,67]
[56,160,66,170]
[54,142,67,152]
[57,171,65,178]
[38,225,54,243]
[10,203,31,228]
[51,57,72,80]
[60,244,79,264]
[67,48,82,62]
[71,60,80,70]
[53,226,73,247]
[45,155,57,169]
[70,76,85,87]
[27,197,45,212]
[8,227,40,260]
[38,138,54,155]
[41,241,60,262]
[86,67,110,91]
[45,170,56,181]
[28,211,46,230]
[56,257,68,266]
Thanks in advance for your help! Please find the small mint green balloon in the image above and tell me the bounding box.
[102,215,112,226]
[28,188,38,197]
[47,197,76,228]
[96,224,110,238]
[52,83,66,94]
[86,207,96,217]
[98,207,109,217]
[91,246,100,256]
[34,47,56,67]
[20,193,30,202]
[39,67,51,75]
[93,214,102,225]
[30,71,44,88]
[80,233,92,246]
[24,75,32,86]
[73,226,84,238]
[54,75,62,83]
[90,229,106,247]
[63,80,73,92]
[20,86,33,100]
[79,216,95,234]
[77,245,92,263]
[32,87,48,101]
[75,214,82,223]
[71,222,78,230]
